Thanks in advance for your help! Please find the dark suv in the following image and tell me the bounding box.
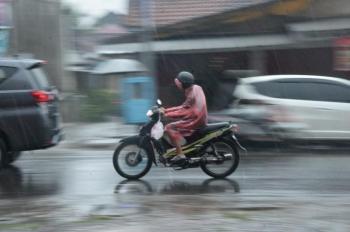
[0,58,63,167]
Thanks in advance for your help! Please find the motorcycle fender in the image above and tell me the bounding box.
[228,134,247,152]
[119,135,157,165]
[119,135,140,144]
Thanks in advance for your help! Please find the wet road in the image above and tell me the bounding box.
[0,147,350,231]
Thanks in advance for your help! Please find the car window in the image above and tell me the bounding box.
[311,83,350,103]
[278,81,350,102]
[258,80,350,103]
[0,66,18,85]
[0,66,30,91]
[277,82,319,101]
[251,81,283,98]
[30,68,50,90]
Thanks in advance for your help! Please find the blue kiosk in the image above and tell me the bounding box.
[121,76,155,124]
[92,59,155,124]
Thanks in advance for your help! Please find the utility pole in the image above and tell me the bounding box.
[139,0,156,85]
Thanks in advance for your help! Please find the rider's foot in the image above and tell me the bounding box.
[171,154,186,163]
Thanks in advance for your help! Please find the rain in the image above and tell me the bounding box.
[1,0,350,231]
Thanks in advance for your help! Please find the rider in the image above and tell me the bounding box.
[161,71,208,163]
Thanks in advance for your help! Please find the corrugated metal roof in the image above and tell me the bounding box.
[126,0,274,27]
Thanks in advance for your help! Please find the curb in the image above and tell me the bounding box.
[58,139,120,150]
[58,133,136,150]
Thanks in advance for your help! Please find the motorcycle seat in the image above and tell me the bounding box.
[198,122,230,135]
[185,122,230,143]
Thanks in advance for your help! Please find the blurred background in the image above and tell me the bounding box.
[2,1,350,231]
[1,0,350,147]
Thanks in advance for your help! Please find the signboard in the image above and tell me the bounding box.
[0,0,12,56]
[334,37,350,71]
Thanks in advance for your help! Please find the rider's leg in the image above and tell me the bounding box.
[165,124,186,160]
[174,138,183,155]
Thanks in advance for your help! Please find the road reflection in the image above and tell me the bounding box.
[115,178,240,195]
[0,165,59,198]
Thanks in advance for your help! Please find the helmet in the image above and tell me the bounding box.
[176,71,194,89]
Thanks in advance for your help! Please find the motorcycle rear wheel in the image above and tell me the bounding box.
[200,139,239,178]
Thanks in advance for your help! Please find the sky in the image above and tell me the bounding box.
[62,0,128,26]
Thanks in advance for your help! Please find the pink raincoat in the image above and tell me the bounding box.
[165,85,208,143]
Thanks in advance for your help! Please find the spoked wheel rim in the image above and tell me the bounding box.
[115,145,150,178]
[0,139,7,168]
[125,152,142,167]
[203,141,237,177]
[0,148,2,165]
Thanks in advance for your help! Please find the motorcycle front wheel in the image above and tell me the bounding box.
[200,139,240,178]
[113,141,152,180]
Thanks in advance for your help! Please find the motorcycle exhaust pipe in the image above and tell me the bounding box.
[188,157,201,164]
[206,154,233,163]
[223,153,233,159]
[189,153,233,164]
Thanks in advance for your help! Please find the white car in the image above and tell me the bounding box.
[232,75,350,141]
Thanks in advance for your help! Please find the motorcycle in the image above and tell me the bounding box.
[113,100,245,180]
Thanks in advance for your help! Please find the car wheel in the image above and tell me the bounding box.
[0,138,8,168]
[7,151,21,164]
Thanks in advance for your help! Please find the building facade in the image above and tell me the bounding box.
[99,0,350,109]
[8,0,67,91]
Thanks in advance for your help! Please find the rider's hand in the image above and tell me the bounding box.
[159,107,165,114]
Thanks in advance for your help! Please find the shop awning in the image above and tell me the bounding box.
[98,34,293,55]
[288,18,350,33]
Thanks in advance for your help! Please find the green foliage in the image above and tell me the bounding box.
[80,90,119,122]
